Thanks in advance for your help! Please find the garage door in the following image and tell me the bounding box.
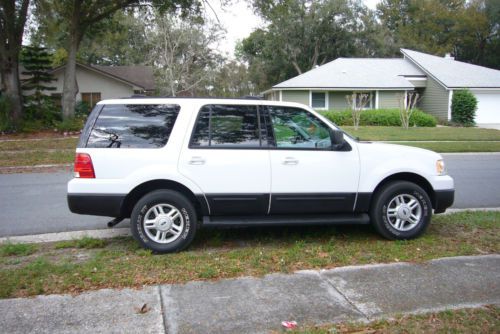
[473,92,500,124]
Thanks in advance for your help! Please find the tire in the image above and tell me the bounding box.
[370,181,432,240]
[130,190,197,253]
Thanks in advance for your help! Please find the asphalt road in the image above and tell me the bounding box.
[0,153,499,237]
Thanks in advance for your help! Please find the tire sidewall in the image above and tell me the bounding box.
[373,182,431,239]
[131,190,197,253]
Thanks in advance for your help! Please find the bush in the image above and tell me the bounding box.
[0,95,14,132]
[321,108,437,127]
[53,117,86,132]
[451,89,477,126]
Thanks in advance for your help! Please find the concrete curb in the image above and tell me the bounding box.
[0,208,498,244]
[0,228,130,244]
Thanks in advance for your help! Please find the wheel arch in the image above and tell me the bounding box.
[370,172,435,210]
[120,179,208,218]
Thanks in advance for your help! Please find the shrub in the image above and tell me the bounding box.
[53,117,86,132]
[451,89,477,126]
[0,95,14,132]
[321,109,436,127]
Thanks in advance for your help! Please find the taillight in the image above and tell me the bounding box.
[74,153,95,178]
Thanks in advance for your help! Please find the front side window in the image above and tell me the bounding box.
[190,105,262,148]
[268,106,332,149]
[311,92,326,109]
[87,104,180,148]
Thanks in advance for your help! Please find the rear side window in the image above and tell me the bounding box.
[190,104,262,148]
[86,104,180,148]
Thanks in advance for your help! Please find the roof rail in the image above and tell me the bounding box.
[121,95,265,100]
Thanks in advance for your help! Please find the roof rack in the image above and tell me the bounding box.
[121,95,264,100]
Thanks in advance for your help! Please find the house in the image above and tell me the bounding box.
[263,49,500,124]
[49,63,155,108]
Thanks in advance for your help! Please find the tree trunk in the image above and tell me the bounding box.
[1,59,23,123]
[62,36,79,119]
[61,0,83,120]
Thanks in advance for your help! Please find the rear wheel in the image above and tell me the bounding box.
[131,190,197,253]
[370,181,432,240]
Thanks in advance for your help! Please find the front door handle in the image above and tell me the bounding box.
[188,156,206,165]
[282,157,299,165]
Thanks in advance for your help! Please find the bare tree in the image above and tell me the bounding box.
[146,11,222,97]
[346,92,370,130]
[398,91,419,129]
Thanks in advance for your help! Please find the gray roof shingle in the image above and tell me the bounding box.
[92,65,155,91]
[273,58,423,89]
[401,49,500,88]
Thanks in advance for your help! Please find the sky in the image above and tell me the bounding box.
[212,0,381,57]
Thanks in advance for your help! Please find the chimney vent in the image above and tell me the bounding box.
[444,53,454,60]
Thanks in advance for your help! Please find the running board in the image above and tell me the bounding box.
[202,213,370,227]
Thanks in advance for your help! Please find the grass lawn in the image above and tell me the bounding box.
[0,138,77,169]
[0,150,74,167]
[342,126,500,142]
[288,306,499,334]
[390,141,500,153]
[0,211,498,299]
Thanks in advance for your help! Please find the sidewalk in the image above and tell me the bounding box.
[1,254,499,334]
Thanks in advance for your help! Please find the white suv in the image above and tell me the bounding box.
[68,98,454,253]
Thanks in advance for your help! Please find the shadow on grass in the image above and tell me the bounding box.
[189,224,377,250]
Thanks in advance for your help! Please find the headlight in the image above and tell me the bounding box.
[436,159,446,175]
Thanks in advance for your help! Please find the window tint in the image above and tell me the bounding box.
[191,105,262,148]
[268,106,332,149]
[87,104,180,148]
[311,92,326,109]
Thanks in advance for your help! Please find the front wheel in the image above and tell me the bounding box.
[370,181,432,240]
[130,190,197,253]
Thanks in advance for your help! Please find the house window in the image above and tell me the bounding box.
[81,92,101,108]
[311,92,326,109]
[353,92,373,109]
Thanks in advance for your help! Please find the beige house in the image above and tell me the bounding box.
[49,63,155,108]
[264,49,500,124]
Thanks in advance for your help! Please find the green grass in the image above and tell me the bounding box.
[391,141,500,152]
[54,237,107,249]
[0,150,74,167]
[0,138,78,151]
[0,243,37,256]
[0,211,498,299]
[289,306,499,334]
[342,126,500,141]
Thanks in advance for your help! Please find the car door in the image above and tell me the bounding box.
[265,105,360,214]
[178,103,271,215]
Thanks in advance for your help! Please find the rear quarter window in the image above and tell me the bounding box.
[85,104,180,148]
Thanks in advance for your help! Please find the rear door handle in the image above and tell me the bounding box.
[188,156,206,165]
[282,157,298,165]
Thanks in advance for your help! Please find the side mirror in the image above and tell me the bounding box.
[329,129,344,146]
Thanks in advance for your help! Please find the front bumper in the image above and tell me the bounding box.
[433,189,455,214]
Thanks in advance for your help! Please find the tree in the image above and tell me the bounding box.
[34,0,202,119]
[346,92,370,130]
[146,10,223,96]
[377,0,500,69]
[20,45,58,125]
[398,91,419,129]
[240,0,393,92]
[31,9,150,66]
[0,0,30,125]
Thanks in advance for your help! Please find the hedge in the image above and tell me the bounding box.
[451,89,477,126]
[320,108,437,127]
